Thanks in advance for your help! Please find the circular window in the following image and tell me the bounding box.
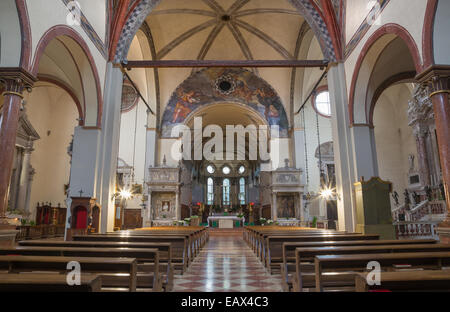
[314,91,331,117]
[238,165,245,174]
[222,166,231,175]
[215,75,236,95]
[219,80,232,92]
[207,165,215,174]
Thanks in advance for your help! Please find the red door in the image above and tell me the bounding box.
[75,207,87,229]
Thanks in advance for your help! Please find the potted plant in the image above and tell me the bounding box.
[311,216,318,228]
[260,218,267,226]
[266,219,274,226]
[184,218,191,226]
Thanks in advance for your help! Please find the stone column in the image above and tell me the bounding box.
[272,192,277,221]
[417,68,450,242]
[175,190,180,220]
[328,63,357,232]
[0,68,36,226]
[146,190,152,227]
[16,142,33,213]
[25,168,35,218]
[95,63,124,233]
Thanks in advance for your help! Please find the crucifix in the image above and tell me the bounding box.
[78,189,84,198]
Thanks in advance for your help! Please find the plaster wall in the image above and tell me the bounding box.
[24,85,78,217]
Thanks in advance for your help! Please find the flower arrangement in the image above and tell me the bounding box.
[260,218,267,225]
[266,219,275,226]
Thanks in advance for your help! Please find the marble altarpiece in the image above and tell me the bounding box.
[7,107,39,221]
[146,162,181,227]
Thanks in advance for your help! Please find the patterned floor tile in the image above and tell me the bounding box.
[172,231,284,292]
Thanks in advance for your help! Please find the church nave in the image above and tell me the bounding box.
[173,231,283,292]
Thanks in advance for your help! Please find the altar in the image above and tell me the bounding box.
[207,216,245,228]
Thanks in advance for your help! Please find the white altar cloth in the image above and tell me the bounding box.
[207,216,245,228]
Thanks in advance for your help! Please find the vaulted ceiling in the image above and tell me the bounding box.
[146,0,306,62]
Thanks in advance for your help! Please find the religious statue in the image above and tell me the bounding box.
[425,185,433,202]
[412,192,420,206]
[408,154,415,172]
[404,189,410,210]
[162,201,170,212]
[391,191,400,206]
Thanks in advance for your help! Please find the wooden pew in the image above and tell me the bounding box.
[314,251,450,292]
[355,270,450,292]
[262,234,379,272]
[294,243,450,292]
[18,240,174,291]
[73,234,189,273]
[0,273,102,292]
[280,239,438,291]
[0,247,162,292]
[121,231,199,260]
[0,255,137,292]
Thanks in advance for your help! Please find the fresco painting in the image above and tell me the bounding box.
[161,68,289,137]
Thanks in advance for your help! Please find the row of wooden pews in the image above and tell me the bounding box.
[0,226,208,292]
[244,226,450,292]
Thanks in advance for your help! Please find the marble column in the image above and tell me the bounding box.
[0,68,36,226]
[417,68,450,242]
[16,142,33,213]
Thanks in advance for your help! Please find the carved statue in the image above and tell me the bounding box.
[408,154,415,172]
[391,191,399,206]
[404,189,410,210]
[412,191,420,205]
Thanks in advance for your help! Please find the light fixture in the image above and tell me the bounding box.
[119,189,133,200]
[320,188,333,199]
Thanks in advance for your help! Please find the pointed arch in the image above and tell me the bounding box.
[31,25,103,127]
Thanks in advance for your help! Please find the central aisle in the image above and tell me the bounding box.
[173,230,284,292]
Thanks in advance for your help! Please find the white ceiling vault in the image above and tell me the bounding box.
[146,0,305,63]
[128,0,324,128]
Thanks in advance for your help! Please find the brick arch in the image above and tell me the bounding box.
[31,25,103,127]
[111,0,338,63]
[422,0,438,68]
[349,23,423,125]
[16,0,32,70]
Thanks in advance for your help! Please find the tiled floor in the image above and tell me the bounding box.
[172,230,284,292]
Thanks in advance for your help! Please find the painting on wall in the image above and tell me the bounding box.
[277,195,295,219]
[161,68,289,138]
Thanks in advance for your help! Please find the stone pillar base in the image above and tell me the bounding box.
[437,227,450,244]
[356,224,395,240]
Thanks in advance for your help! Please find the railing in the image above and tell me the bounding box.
[392,200,447,222]
[15,225,65,241]
[392,204,406,221]
[393,221,440,240]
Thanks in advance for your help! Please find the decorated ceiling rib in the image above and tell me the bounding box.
[113,0,339,63]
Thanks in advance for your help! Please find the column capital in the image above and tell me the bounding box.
[0,67,37,97]
[416,66,450,96]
